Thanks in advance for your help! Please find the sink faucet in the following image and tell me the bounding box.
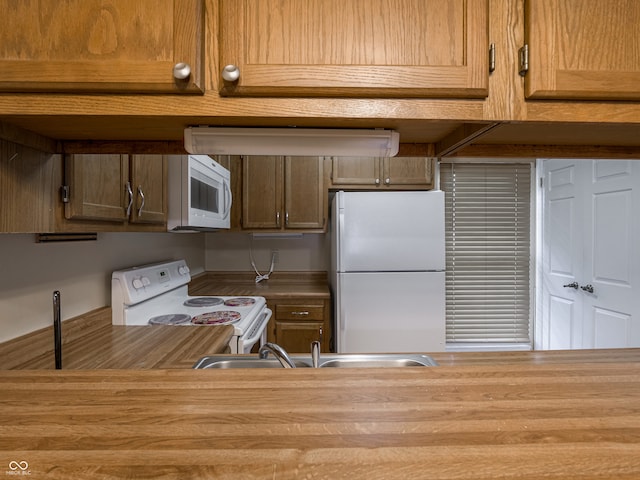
[311,340,321,368]
[258,343,296,368]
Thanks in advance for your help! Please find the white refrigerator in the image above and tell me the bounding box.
[330,190,446,353]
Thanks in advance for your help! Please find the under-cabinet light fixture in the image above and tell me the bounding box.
[184,127,400,157]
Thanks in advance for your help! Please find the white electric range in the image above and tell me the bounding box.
[111,260,271,354]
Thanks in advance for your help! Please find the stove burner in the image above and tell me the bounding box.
[224,297,256,307]
[148,314,192,325]
[183,297,224,307]
[191,310,242,325]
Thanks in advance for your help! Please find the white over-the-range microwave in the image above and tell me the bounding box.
[167,154,232,231]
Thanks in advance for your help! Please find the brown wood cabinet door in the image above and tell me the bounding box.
[64,154,129,222]
[0,140,57,233]
[284,157,325,229]
[383,157,434,188]
[525,0,640,100]
[331,157,381,187]
[0,0,204,93]
[242,156,283,229]
[129,155,167,225]
[220,0,488,98]
[275,321,325,354]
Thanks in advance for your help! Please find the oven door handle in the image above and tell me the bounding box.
[241,308,272,347]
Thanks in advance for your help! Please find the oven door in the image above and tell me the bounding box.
[234,308,272,354]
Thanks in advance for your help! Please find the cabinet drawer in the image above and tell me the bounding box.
[276,304,324,321]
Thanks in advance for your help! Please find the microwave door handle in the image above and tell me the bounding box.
[223,180,233,219]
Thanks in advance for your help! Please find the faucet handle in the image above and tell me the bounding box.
[311,340,321,368]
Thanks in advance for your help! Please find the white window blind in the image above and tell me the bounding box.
[440,163,532,347]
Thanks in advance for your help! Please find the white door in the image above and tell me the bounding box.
[539,159,640,349]
[336,271,445,353]
[335,191,445,272]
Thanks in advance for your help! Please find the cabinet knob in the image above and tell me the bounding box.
[375,178,380,185]
[385,178,391,185]
[173,62,191,80]
[222,64,240,82]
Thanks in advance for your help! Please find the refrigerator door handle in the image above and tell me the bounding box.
[337,203,345,272]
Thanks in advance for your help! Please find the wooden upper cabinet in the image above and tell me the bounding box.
[525,0,640,100]
[128,155,168,224]
[284,157,325,229]
[219,0,489,98]
[242,156,283,229]
[330,157,434,190]
[64,154,167,225]
[64,154,130,222]
[242,156,326,231]
[0,0,204,93]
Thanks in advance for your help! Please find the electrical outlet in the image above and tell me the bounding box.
[271,249,279,264]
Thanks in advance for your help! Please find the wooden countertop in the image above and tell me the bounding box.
[1,351,639,479]
[188,271,331,299]
[0,308,234,370]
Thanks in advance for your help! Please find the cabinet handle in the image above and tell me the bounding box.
[563,282,579,290]
[276,211,281,228]
[222,64,240,82]
[581,284,594,294]
[319,326,323,344]
[285,211,289,226]
[173,62,191,80]
[291,311,309,316]
[137,186,146,217]
[125,182,133,216]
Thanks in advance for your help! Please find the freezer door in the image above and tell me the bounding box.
[336,190,445,272]
[336,272,445,353]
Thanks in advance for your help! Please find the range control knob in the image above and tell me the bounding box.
[141,277,151,287]
[178,265,190,276]
[132,278,144,290]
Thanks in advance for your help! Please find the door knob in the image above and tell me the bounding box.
[563,282,579,289]
[580,284,594,293]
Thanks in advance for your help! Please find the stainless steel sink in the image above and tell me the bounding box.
[193,353,438,369]
[193,358,312,369]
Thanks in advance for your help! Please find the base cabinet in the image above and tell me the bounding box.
[266,299,331,354]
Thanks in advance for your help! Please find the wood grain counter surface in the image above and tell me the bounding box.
[1,350,640,479]
[0,308,234,370]
[188,271,331,299]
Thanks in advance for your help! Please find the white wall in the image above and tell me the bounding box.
[0,232,205,343]
[205,232,329,272]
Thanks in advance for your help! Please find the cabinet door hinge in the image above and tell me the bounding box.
[518,44,529,76]
[489,43,496,73]
[61,185,70,203]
